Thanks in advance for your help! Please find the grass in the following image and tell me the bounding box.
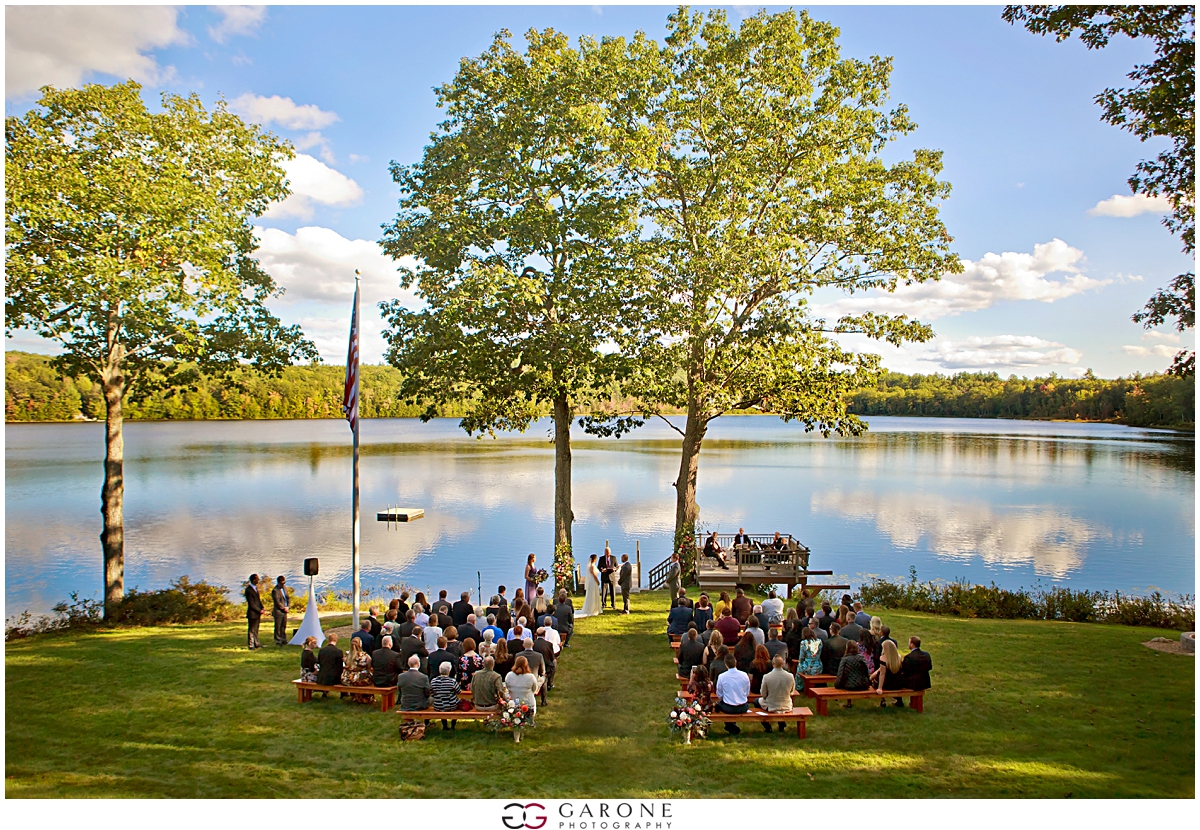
[5,590,1194,798]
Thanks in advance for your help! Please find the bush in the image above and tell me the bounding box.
[858,569,1194,630]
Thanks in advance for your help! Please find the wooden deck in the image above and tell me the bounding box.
[693,534,848,596]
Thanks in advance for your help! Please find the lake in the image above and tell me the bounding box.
[4,416,1194,615]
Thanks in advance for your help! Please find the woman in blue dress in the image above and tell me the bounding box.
[795,626,824,677]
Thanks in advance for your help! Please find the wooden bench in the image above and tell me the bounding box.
[705,706,814,738]
[293,679,396,712]
[395,709,495,726]
[808,686,925,715]
[676,672,834,693]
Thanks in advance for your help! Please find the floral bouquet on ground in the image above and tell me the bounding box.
[487,698,536,741]
[531,568,550,585]
[667,696,709,744]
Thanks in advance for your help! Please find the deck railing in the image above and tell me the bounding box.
[695,533,811,585]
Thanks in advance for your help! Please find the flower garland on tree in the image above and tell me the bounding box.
[553,542,576,595]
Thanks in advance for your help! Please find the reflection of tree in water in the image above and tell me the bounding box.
[812,489,1113,578]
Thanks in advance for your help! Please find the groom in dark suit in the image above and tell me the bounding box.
[244,574,264,650]
[599,546,617,609]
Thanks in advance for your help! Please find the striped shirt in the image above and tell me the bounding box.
[430,675,460,712]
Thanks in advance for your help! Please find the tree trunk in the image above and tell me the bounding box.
[100,355,126,618]
[552,394,574,554]
[673,406,707,561]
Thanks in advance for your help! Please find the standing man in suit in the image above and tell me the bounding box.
[665,552,682,601]
[244,574,264,650]
[271,575,289,646]
[554,589,574,648]
[618,554,633,614]
[599,545,617,609]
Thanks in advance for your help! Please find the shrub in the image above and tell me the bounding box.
[858,571,1194,630]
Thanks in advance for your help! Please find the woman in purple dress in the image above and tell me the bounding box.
[523,553,538,602]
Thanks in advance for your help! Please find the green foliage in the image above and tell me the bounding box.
[859,571,1195,630]
[4,577,238,640]
[846,370,1195,428]
[1003,5,1195,374]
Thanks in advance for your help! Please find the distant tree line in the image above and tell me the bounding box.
[846,370,1194,429]
[7,350,1193,429]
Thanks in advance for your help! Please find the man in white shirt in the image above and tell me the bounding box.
[714,654,751,734]
[540,621,561,654]
[760,590,785,626]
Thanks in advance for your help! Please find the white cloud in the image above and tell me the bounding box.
[5,6,189,98]
[252,225,421,362]
[1142,330,1181,345]
[934,335,1082,371]
[1088,193,1172,218]
[208,6,267,44]
[266,154,363,220]
[813,239,1109,322]
[229,93,339,130]
[295,131,336,165]
[1122,344,1177,359]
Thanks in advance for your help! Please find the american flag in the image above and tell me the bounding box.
[342,278,360,433]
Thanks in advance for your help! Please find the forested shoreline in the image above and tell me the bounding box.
[5,350,1194,429]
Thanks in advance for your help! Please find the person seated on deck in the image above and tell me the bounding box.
[834,642,871,706]
[703,531,729,569]
[708,645,731,684]
[731,588,754,625]
[492,639,514,678]
[733,527,751,547]
[397,655,432,711]
[350,623,374,657]
[687,665,716,713]
[758,654,797,731]
[760,591,785,627]
[300,636,319,682]
[901,636,933,696]
[715,607,742,645]
[431,662,462,730]
[412,603,430,628]
[315,633,345,688]
[713,591,732,619]
[745,614,765,646]
[422,617,443,652]
[821,622,849,675]
[459,638,484,686]
[765,626,788,663]
[676,626,706,679]
[793,626,823,677]
[692,594,714,631]
[763,531,787,564]
[667,601,694,640]
[747,644,772,696]
[733,631,758,672]
[870,639,907,707]
[854,601,872,628]
[470,655,507,712]
[714,654,751,733]
[858,630,878,674]
[371,636,402,688]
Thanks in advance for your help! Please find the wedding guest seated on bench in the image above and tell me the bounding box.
[731,588,754,624]
[761,591,785,627]
[688,665,716,712]
[677,627,706,679]
[692,594,714,632]
[714,655,751,734]
[469,656,506,712]
[746,614,765,646]
[667,601,694,639]
[300,636,319,682]
[834,641,871,707]
[371,636,402,688]
[870,639,907,707]
[316,633,344,688]
[793,625,823,677]
[397,655,432,711]
[715,607,741,644]
[757,654,796,731]
[765,626,788,663]
[431,661,463,730]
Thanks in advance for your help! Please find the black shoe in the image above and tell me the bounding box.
[725,723,741,734]
[894,699,905,708]
[762,723,772,732]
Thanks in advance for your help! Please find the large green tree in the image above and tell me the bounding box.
[5,81,316,616]
[379,29,646,576]
[610,8,960,565]
[1003,5,1195,375]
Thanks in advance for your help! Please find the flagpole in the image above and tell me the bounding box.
[351,271,362,631]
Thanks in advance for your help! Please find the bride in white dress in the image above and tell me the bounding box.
[579,553,603,618]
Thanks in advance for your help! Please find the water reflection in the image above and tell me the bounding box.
[812,489,1105,578]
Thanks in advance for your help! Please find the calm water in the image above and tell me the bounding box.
[4,416,1195,614]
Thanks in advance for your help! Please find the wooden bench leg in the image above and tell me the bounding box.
[797,719,806,739]
[816,697,828,716]
[912,693,923,713]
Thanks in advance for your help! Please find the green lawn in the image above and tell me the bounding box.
[5,590,1194,798]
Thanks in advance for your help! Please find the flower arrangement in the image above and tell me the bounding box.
[531,568,550,585]
[487,698,536,742]
[552,543,576,594]
[667,696,709,743]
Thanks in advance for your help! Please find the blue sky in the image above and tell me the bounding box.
[5,3,1194,377]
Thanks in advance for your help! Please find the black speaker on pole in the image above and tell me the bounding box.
[303,558,319,577]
